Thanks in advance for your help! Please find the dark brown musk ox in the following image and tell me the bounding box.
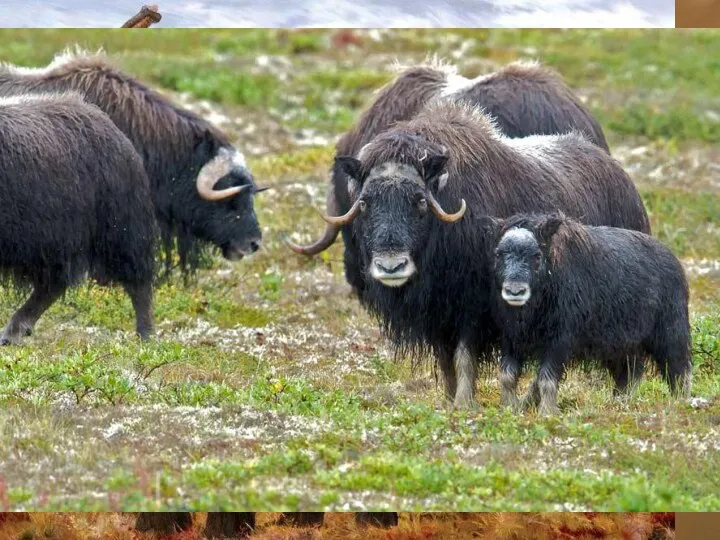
[288,58,610,299]
[484,213,692,415]
[326,99,649,408]
[0,48,267,275]
[134,511,398,537]
[0,92,156,344]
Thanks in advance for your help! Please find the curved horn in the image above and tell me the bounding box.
[426,192,466,223]
[287,224,341,255]
[196,152,251,201]
[287,187,341,255]
[318,196,363,226]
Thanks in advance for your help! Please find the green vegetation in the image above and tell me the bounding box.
[0,29,717,512]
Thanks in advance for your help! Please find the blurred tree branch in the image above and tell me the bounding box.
[121,5,162,27]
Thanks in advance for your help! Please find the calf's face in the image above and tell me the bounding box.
[494,227,543,307]
[333,152,466,288]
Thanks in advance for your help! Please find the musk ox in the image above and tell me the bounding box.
[486,213,692,415]
[288,59,610,297]
[0,92,156,344]
[134,512,398,537]
[0,49,266,273]
[326,99,649,408]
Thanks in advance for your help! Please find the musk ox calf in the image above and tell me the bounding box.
[0,92,156,344]
[289,59,610,299]
[0,49,266,274]
[327,99,649,408]
[486,213,692,415]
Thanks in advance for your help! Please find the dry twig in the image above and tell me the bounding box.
[121,4,162,28]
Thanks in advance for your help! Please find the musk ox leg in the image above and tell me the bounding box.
[437,346,457,403]
[1,281,66,345]
[453,341,478,409]
[499,352,522,411]
[649,331,693,398]
[204,512,255,538]
[135,512,193,534]
[536,360,567,416]
[355,512,398,528]
[611,355,645,396]
[122,281,154,340]
[524,346,569,415]
[278,513,325,527]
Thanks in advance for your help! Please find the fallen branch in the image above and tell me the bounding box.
[121,5,162,28]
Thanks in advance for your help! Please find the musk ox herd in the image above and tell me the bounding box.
[0,49,692,419]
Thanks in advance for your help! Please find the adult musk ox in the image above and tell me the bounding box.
[327,99,649,408]
[0,92,155,344]
[0,49,265,273]
[288,59,610,297]
[486,213,692,415]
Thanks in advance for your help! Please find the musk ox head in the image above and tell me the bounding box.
[330,144,466,288]
[490,215,563,307]
[193,134,268,261]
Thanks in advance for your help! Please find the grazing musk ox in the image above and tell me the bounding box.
[0,49,265,273]
[0,92,156,344]
[328,99,649,408]
[288,59,610,298]
[486,213,692,414]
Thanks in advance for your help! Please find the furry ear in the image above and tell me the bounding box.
[335,156,362,181]
[476,215,502,234]
[476,215,503,256]
[537,213,564,245]
[421,152,449,183]
[195,129,217,156]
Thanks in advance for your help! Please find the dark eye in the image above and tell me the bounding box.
[533,253,542,265]
[359,200,367,212]
[417,197,427,211]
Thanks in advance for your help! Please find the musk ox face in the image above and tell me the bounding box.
[492,216,563,307]
[494,228,542,307]
[195,146,266,261]
[332,152,466,288]
[357,163,429,287]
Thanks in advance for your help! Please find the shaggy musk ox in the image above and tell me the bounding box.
[288,59,609,297]
[486,214,692,415]
[327,100,649,408]
[0,49,266,273]
[0,92,156,344]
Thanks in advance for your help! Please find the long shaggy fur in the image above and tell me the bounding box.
[328,59,611,297]
[0,49,251,273]
[0,92,156,339]
[346,99,649,399]
[488,214,692,411]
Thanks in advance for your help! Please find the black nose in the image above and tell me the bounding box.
[503,282,528,296]
[376,257,408,274]
[248,240,260,253]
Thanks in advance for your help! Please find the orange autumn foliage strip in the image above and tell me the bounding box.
[0,512,675,540]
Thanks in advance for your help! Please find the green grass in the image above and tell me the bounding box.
[0,29,718,512]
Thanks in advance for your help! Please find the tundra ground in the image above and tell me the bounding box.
[0,29,718,512]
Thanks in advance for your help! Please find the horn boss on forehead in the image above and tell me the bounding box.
[196,148,252,201]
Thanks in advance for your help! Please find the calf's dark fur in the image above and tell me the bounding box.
[487,214,692,414]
